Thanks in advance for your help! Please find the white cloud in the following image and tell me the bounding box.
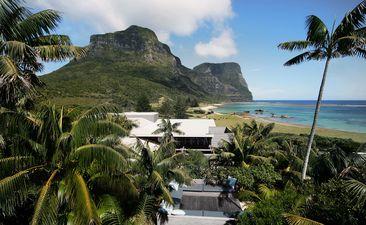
[30,0,233,44]
[194,29,237,58]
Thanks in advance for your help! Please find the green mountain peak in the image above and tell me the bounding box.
[40,25,252,107]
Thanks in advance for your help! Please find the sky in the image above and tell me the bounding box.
[30,0,366,100]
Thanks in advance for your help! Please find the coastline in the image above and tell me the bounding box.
[191,104,366,142]
[211,100,366,134]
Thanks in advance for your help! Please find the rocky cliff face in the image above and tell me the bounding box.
[88,25,180,67]
[193,63,252,101]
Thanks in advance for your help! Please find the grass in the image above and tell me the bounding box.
[200,114,366,143]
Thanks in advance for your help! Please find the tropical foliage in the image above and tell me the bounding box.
[153,119,184,144]
[206,118,366,225]
[0,0,84,109]
[211,120,275,167]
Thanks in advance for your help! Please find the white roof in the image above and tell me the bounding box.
[129,118,216,138]
[123,112,158,116]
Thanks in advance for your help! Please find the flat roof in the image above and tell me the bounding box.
[128,118,216,138]
[123,112,158,116]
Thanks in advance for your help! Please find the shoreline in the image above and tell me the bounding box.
[199,103,223,112]
[220,112,366,135]
[208,113,366,142]
[211,102,366,135]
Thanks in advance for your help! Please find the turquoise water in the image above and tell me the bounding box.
[214,100,366,133]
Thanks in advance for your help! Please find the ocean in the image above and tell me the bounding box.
[214,100,366,133]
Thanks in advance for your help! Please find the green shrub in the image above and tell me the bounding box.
[237,187,301,225]
[304,179,366,225]
[231,163,281,191]
[205,162,281,191]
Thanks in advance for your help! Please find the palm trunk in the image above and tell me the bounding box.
[301,57,331,181]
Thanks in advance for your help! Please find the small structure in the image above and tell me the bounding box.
[162,179,241,225]
[121,112,231,154]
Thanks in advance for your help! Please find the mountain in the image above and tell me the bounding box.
[192,63,252,101]
[40,25,252,107]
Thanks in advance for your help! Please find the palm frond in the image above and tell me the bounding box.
[156,152,185,170]
[77,104,118,121]
[0,169,30,215]
[339,0,366,29]
[35,45,86,62]
[344,179,366,207]
[71,120,128,147]
[65,172,101,225]
[283,51,312,66]
[353,47,366,58]
[72,144,127,172]
[261,122,275,137]
[15,9,61,40]
[283,213,324,225]
[133,194,156,224]
[30,34,72,46]
[247,154,271,164]
[0,2,29,40]
[278,40,311,51]
[97,194,125,225]
[0,40,36,61]
[238,189,262,201]
[150,170,173,204]
[90,173,138,199]
[218,151,236,159]
[0,156,35,178]
[140,147,154,174]
[258,184,277,200]
[168,168,191,184]
[31,169,59,225]
[305,15,329,46]
[0,108,37,136]
[333,1,366,41]
[0,55,20,76]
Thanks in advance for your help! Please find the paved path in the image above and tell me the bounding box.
[163,216,233,225]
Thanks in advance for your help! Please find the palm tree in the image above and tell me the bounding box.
[134,139,191,205]
[212,121,275,167]
[0,104,131,224]
[97,194,161,225]
[278,1,366,181]
[0,0,84,109]
[153,119,184,144]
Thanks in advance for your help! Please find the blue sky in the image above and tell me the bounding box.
[31,0,366,100]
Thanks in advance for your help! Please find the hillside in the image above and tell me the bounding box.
[40,25,252,107]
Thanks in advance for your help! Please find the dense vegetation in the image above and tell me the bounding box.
[201,121,366,225]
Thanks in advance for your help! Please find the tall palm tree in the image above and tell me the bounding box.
[153,119,184,144]
[0,0,84,109]
[278,1,366,181]
[0,104,131,224]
